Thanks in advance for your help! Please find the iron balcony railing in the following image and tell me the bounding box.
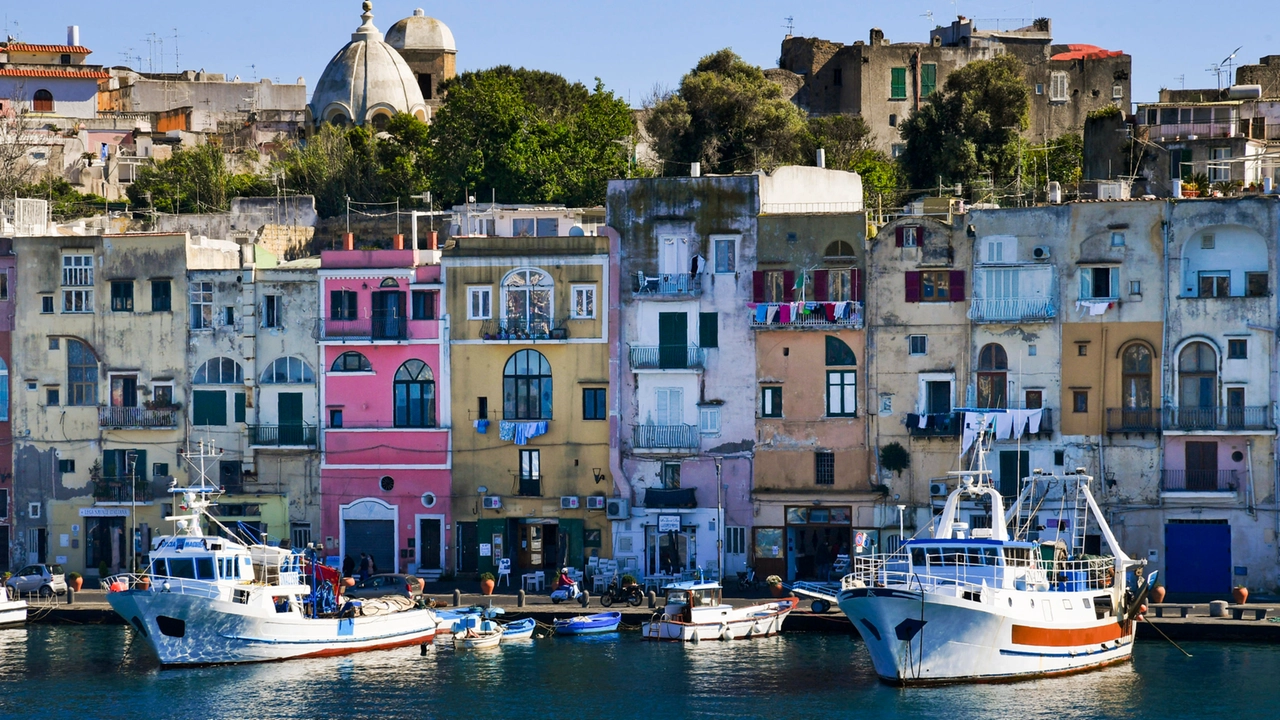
[628,345,707,370]
[1145,122,1237,141]
[968,297,1057,323]
[512,474,542,497]
[1106,408,1161,433]
[1161,469,1239,492]
[633,271,702,297]
[98,406,179,429]
[632,424,700,450]
[1163,406,1273,432]
[968,265,1056,323]
[750,302,864,330]
[93,476,155,503]
[907,412,962,438]
[479,316,570,341]
[248,424,318,447]
[320,316,408,341]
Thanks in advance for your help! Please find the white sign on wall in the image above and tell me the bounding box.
[658,515,681,532]
[479,543,492,557]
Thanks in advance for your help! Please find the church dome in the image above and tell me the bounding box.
[309,1,427,127]
[386,8,456,53]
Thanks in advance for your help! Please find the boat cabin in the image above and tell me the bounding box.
[888,539,1114,593]
[145,534,312,615]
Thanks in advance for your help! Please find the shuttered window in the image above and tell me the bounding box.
[890,67,907,100]
[698,312,718,348]
[921,64,937,97]
[193,390,227,426]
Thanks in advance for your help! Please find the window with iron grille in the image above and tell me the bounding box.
[815,452,835,485]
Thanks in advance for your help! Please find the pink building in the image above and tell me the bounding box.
[319,245,450,578]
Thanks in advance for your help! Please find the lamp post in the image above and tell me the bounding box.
[896,504,907,549]
[714,457,724,582]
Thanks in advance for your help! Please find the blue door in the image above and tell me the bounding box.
[1164,522,1231,594]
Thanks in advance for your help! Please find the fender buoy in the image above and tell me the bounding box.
[109,581,127,593]
[719,623,731,641]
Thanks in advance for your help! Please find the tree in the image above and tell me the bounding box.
[1020,133,1082,202]
[646,49,809,174]
[803,115,903,210]
[426,66,634,207]
[0,99,43,200]
[898,54,1030,198]
[14,177,114,220]
[128,143,272,214]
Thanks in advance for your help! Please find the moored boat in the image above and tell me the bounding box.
[0,585,28,628]
[452,617,503,650]
[553,611,621,635]
[501,617,537,640]
[641,582,797,641]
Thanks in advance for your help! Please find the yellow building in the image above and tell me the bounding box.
[443,217,612,577]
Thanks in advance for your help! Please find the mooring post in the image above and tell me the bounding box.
[517,589,525,608]
[453,589,461,607]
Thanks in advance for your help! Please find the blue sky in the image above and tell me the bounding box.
[4,1,1270,108]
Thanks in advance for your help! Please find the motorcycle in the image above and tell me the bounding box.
[736,567,762,591]
[550,580,590,607]
[598,576,644,608]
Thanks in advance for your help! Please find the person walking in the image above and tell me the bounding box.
[358,553,373,582]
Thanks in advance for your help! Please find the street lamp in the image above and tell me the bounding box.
[896,504,907,549]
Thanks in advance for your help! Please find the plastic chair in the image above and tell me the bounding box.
[497,558,511,587]
[533,570,546,591]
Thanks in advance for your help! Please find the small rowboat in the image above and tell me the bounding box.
[553,611,621,636]
[435,606,504,634]
[501,617,537,641]
[452,617,503,650]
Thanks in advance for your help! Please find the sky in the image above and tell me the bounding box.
[3,0,1271,108]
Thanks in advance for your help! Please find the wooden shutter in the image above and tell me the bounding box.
[813,270,829,301]
[234,392,246,423]
[752,271,765,302]
[783,271,796,302]
[699,312,719,348]
[851,269,863,302]
[895,226,905,248]
[949,271,966,302]
[905,272,922,303]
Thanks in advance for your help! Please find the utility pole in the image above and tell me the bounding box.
[714,456,724,582]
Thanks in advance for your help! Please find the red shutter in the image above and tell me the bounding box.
[813,270,829,301]
[752,271,765,302]
[851,269,863,303]
[783,271,796,302]
[895,226,905,248]
[905,271,921,303]
[949,271,966,302]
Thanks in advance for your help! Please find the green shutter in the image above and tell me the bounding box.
[891,67,907,100]
[193,390,227,426]
[921,64,937,97]
[699,312,719,348]
[234,392,246,423]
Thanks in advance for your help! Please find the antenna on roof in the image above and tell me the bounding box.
[922,10,935,25]
[783,16,795,36]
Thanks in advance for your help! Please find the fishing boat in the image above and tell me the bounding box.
[434,606,504,635]
[452,617,503,650]
[641,581,797,641]
[104,442,439,666]
[553,611,621,636]
[501,617,537,641]
[0,584,28,628]
[836,432,1153,685]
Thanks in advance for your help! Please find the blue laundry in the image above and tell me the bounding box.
[499,421,515,441]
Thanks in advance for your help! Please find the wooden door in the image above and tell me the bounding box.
[518,525,544,571]
[999,450,1029,499]
[1185,441,1219,491]
[418,518,441,570]
[658,312,688,369]
[457,522,478,572]
[278,392,304,445]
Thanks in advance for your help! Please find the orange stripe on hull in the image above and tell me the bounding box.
[1011,622,1126,647]
[294,630,438,659]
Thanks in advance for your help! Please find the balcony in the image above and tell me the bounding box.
[320,316,408,341]
[248,424,318,447]
[968,266,1056,324]
[751,301,863,330]
[1106,408,1161,434]
[632,424,700,451]
[1163,406,1273,432]
[628,345,706,370]
[907,412,962,438]
[480,316,570,341]
[92,476,155,503]
[1161,469,1239,493]
[99,406,179,429]
[1144,122,1237,142]
[633,271,701,298]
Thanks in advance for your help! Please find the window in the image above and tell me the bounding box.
[815,452,835,485]
[59,459,75,474]
[1081,267,1120,299]
[763,270,786,303]
[896,225,920,247]
[234,392,246,423]
[536,218,558,237]
[661,462,681,488]
[224,306,235,326]
[33,89,53,112]
[152,384,173,408]
[1170,148,1192,179]
[1130,280,1142,295]
[921,63,937,97]
[411,290,437,320]
[503,349,552,420]
[1228,339,1247,359]
[394,360,436,428]
[1025,390,1043,409]
[330,290,357,320]
[329,408,344,428]
[825,241,856,257]
[262,295,281,327]
[190,281,213,329]
[1198,272,1230,298]
[654,387,683,425]
[259,357,315,384]
[518,449,541,496]
[726,526,746,555]
[890,67,907,100]
[699,312,718,348]
[291,523,312,550]
[1201,233,1215,250]
[153,462,169,477]
[920,271,950,301]
[1112,85,1123,100]
[502,269,553,333]
[583,388,607,420]
[832,67,843,86]
[1035,83,1044,95]
[0,358,6,421]
[67,339,97,406]
[1246,272,1268,297]
[977,343,1008,409]
[761,386,783,418]
[1110,232,1125,247]
[46,387,60,406]
[1073,391,1089,413]
[0,490,6,519]
[908,335,927,356]
[1078,344,1088,356]
[469,287,492,320]
[194,357,244,384]
[331,351,372,372]
[41,296,54,314]
[713,236,737,273]
[193,390,226,426]
[572,285,596,319]
[827,269,853,302]
[1209,147,1231,183]
[151,280,171,312]
[891,144,906,158]
[1178,342,1217,410]
[827,371,856,417]
[1122,344,1153,410]
[512,218,535,237]
[1049,72,1069,101]
[0,271,8,300]
[699,406,721,435]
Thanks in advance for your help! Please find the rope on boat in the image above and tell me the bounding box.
[1142,616,1193,658]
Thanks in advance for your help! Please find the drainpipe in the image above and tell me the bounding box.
[604,226,626,502]
[1160,210,1172,508]
[913,51,922,113]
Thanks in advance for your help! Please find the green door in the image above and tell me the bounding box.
[658,312,688,369]
[278,392,304,445]
[558,518,585,570]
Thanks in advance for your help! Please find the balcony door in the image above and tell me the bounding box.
[926,381,951,414]
[371,290,406,340]
[658,312,688,369]
[1185,441,1219,491]
[654,388,684,426]
[278,392,304,445]
[658,236,688,276]
[110,375,138,408]
[977,343,1008,409]
[1178,342,1217,428]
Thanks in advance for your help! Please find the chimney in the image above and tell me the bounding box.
[426,231,438,250]
[68,26,80,47]
[869,28,884,45]
[690,162,701,178]
[816,148,826,169]
[393,234,405,250]
[342,233,354,250]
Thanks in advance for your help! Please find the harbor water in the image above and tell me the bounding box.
[0,625,1275,720]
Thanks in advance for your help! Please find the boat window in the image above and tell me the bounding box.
[1063,599,1073,610]
[233,589,250,605]
[926,547,944,566]
[168,558,196,579]
[666,590,690,606]
[942,549,965,565]
[196,557,215,580]
[150,560,166,577]
[910,548,926,567]
[274,595,293,614]
[982,547,999,565]
[1082,598,1092,608]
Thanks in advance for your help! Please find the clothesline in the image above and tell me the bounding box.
[748,301,861,324]
[960,409,1044,454]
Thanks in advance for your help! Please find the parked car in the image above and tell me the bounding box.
[6,564,68,597]
[343,573,423,600]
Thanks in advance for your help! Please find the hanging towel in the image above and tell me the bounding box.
[513,421,550,446]
[474,419,490,434]
[499,421,515,442]
[918,413,929,429]
[1006,409,1029,439]
[961,412,982,455]
[767,304,779,323]
[1027,408,1043,434]
[824,303,836,322]
[780,304,792,323]
[906,413,920,429]
[994,412,1014,440]
[755,304,768,323]
[1090,301,1108,316]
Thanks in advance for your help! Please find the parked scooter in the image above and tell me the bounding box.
[598,575,644,608]
[736,567,762,591]
[550,568,590,607]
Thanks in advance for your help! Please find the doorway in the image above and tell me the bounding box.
[344,519,395,574]
[457,522,478,572]
[372,290,406,340]
[277,392,304,445]
[658,312,689,369]
[1165,520,1230,595]
[999,450,1030,498]
[86,517,126,574]
[417,516,442,571]
[0,526,8,572]
[645,524,696,575]
[926,381,951,414]
[1185,441,1219,491]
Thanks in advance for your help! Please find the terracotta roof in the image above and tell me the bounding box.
[2,43,92,54]
[0,68,110,79]
[1051,44,1124,61]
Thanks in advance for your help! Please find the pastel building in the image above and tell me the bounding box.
[318,240,449,577]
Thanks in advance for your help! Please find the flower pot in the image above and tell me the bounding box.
[70,577,84,592]
[769,584,785,598]
[480,579,496,596]
[1233,586,1248,604]
[1181,189,1200,198]
[1151,585,1165,604]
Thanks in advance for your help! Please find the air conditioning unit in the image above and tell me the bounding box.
[586,496,606,510]
[1032,246,1051,260]
[929,482,949,497]
[560,496,579,510]
[606,498,630,520]
[482,496,502,510]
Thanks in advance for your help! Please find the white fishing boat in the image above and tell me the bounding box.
[0,584,28,627]
[642,581,797,641]
[836,433,1152,685]
[105,442,438,666]
[452,617,503,650]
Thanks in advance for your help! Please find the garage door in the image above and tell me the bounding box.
[345,519,395,575]
[1165,521,1230,595]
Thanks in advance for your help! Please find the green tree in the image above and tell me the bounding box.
[1020,133,1083,201]
[898,54,1030,198]
[646,49,809,174]
[128,144,272,214]
[426,66,634,207]
[803,114,903,210]
[15,177,117,220]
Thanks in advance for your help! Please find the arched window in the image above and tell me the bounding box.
[977,343,1008,409]
[502,268,553,335]
[67,339,97,406]
[259,357,315,384]
[826,337,857,417]
[503,349,552,420]
[33,89,53,113]
[331,113,349,127]
[394,360,435,428]
[1122,344,1153,410]
[0,357,8,422]
[194,357,244,384]
[331,351,372,372]
[379,277,399,288]
[371,113,391,131]
[824,240,855,257]
[1178,342,1217,414]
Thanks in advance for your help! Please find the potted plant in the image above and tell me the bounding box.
[766,575,785,597]
[1233,584,1249,604]
[137,573,150,590]
[479,572,496,596]
[1150,583,1166,604]
[98,561,110,579]
[67,571,83,592]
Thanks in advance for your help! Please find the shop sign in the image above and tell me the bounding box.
[658,515,681,532]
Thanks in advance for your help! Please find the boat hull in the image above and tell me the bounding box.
[501,619,537,641]
[642,598,797,641]
[554,612,622,635]
[108,590,437,666]
[453,631,503,650]
[0,601,28,628]
[837,587,1135,685]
